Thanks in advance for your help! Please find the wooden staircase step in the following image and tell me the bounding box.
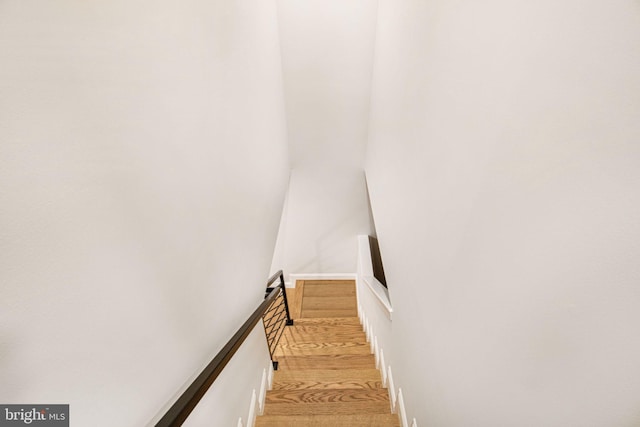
[285,330,365,342]
[303,280,356,298]
[292,317,362,326]
[276,354,376,370]
[273,369,383,390]
[303,282,356,297]
[262,400,391,416]
[266,388,390,404]
[287,324,364,334]
[255,414,400,427]
[300,309,358,318]
[299,285,358,317]
[302,280,356,286]
[302,296,357,310]
[263,389,390,416]
[282,323,366,341]
[274,341,371,356]
[282,330,367,343]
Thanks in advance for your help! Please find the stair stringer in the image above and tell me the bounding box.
[357,235,418,427]
[359,304,415,427]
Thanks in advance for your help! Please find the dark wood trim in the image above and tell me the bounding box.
[368,236,387,288]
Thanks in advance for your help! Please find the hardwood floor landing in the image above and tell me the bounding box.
[300,280,358,318]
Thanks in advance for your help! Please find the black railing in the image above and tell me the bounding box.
[263,270,294,370]
[155,270,293,427]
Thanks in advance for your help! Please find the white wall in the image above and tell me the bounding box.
[269,174,291,277]
[181,322,272,427]
[277,168,373,280]
[0,0,288,425]
[271,0,377,277]
[365,0,640,426]
[276,0,377,169]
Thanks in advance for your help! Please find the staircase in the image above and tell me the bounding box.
[256,281,399,427]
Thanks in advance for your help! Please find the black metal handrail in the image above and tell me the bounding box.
[263,270,294,369]
[155,270,292,427]
[264,270,293,325]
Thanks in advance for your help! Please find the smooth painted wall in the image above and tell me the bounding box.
[271,0,378,278]
[365,0,640,426]
[0,1,288,425]
[180,322,272,427]
[275,168,373,280]
[276,0,378,169]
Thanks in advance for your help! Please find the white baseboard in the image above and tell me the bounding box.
[247,389,257,427]
[245,363,273,427]
[379,349,387,386]
[387,366,396,413]
[267,363,274,390]
[358,303,416,427]
[258,369,267,415]
[397,388,409,427]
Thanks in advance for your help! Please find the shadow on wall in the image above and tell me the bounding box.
[277,168,375,277]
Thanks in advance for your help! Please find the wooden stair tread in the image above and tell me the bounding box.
[300,309,359,318]
[274,367,381,381]
[273,380,382,390]
[281,330,366,341]
[255,414,400,427]
[302,282,356,297]
[285,330,365,341]
[266,388,389,404]
[273,368,382,390]
[300,282,357,318]
[262,401,391,416]
[302,296,357,310]
[276,354,376,370]
[282,331,367,343]
[282,325,366,341]
[274,341,370,356]
[292,317,362,326]
[287,326,365,336]
[302,280,356,286]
